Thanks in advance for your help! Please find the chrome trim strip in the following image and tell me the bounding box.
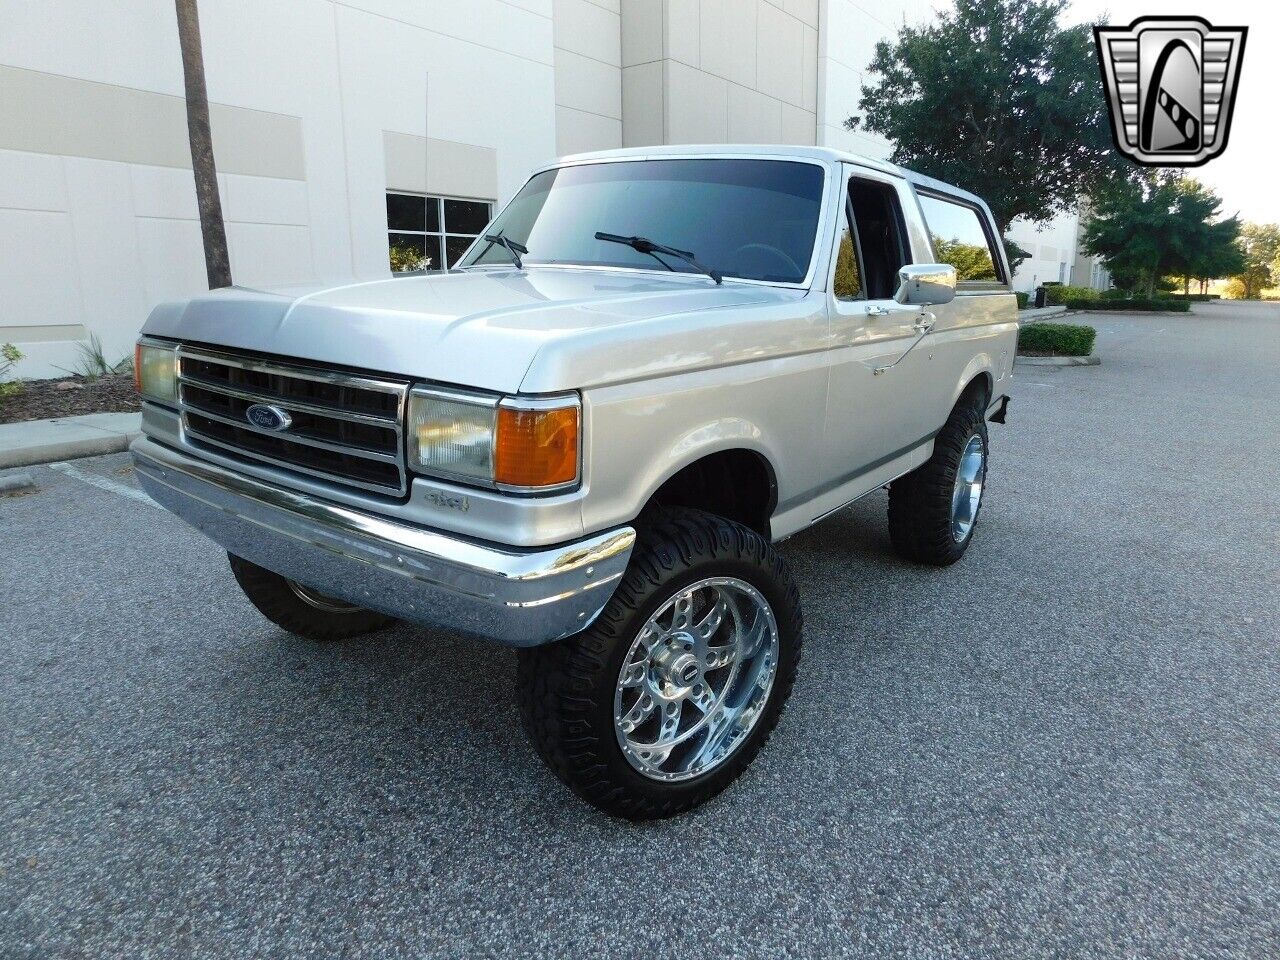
[180,405,399,463]
[182,425,405,496]
[177,345,409,396]
[178,373,399,427]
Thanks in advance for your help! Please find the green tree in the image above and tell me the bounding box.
[1164,179,1242,294]
[849,0,1123,244]
[1233,223,1280,299]
[1082,173,1239,298]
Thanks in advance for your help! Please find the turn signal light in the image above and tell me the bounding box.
[494,405,579,489]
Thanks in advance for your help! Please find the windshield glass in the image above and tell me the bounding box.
[458,159,826,284]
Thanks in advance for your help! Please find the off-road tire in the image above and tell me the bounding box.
[517,508,802,820]
[887,395,988,566]
[228,553,395,640]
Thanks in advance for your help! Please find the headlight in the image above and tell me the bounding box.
[134,339,178,405]
[407,388,580,491]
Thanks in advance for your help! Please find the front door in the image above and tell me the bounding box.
[820,167,941,504]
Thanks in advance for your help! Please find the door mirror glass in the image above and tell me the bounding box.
[894,263,956,306]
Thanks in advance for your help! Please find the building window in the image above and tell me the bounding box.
[387,193,493,272]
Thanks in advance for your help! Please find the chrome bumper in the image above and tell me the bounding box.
[131,438,635,647]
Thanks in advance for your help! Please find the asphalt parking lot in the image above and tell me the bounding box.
[3,301,1278,959]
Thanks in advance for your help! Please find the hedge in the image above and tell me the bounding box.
[1017,322,1096,357]
[1043,284,1099,305]
[1163,293,1220,301]
[1064,297,1190,312]
[1015,291,1029,309]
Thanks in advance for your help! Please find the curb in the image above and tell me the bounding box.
[1015,353,1101,367]
[0,412,142,469]
[1016,305,1069,323]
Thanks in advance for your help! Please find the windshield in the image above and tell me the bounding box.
[458,159,826,284]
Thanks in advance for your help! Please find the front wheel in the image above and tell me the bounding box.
[228,553,396,640]
[517,508,802,820]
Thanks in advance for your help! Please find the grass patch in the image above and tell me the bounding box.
[1018,322,1096,357]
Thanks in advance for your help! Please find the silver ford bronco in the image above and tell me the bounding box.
[132,146,1015,819]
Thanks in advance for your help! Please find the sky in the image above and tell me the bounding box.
[1064,0,1280,225]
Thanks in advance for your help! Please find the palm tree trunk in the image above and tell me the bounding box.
[175,0,231,288]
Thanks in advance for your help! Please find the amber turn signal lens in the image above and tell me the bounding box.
[494,405,579,488]
[134,343,143,394]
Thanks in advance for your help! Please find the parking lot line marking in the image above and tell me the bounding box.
[47,460,162,510]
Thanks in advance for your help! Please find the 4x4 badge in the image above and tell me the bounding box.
[1094,16,1247,167]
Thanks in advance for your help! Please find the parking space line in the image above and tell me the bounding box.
[47,460,162,509]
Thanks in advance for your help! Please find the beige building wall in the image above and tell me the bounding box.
[620,0,818,148]
[553,0,624,154]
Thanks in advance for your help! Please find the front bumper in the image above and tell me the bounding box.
[131,438,635,647]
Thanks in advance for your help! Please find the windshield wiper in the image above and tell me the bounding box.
[594,232,722,284]
[483,232,527,270]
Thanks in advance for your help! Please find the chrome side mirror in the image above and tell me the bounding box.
[894,263,956,306]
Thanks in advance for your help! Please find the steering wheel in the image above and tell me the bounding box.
[731,243,803,279]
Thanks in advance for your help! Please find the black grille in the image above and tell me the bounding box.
[175,347,409,495]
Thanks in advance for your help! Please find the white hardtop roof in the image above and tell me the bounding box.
[550,143,991,213]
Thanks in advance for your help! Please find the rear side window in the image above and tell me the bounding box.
[916,193,1002,283]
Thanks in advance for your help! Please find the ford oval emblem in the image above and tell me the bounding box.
[245,403,292,432]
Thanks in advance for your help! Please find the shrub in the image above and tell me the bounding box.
[1064,297,1190,312]
[1163,293,1220,301]
[1043,284,1099,305]
[1,343,23,403]
[55,333,133,380]
[1100,288,1129,300]
[1015,291,1029,309]
[1018,322,1096,356]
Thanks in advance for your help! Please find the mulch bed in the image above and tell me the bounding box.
[0,373,140,425]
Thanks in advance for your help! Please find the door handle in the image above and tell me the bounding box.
[865,304,890,317]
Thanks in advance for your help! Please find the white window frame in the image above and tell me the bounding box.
[387,192,493,272]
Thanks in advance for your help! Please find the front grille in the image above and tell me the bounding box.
[176,346,409,496]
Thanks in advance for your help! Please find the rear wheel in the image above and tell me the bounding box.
[517,508,802,820]
[888,396,989,566]
[228,553,395,640]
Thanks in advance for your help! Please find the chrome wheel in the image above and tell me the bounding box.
[951,432,986,542]
[286,579,362,613]
[613,577,779,782]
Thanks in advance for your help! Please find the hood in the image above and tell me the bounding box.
[143,267,809,394]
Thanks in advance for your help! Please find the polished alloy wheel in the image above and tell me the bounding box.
[950,432,986,542]
[286,579,362,613]
[613,576,779,782]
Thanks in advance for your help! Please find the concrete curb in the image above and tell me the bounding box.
[1017,305,1069,322]
[1015,353,1101,367]
[0,412,142,469]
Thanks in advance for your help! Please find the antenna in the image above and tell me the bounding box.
[425,72,443,274]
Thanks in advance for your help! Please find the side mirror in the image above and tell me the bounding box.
[894,264,956,306]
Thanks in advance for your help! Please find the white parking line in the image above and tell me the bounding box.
[47,460,163,509]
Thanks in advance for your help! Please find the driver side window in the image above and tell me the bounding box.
[833,175,911,301]
[848,177,909,300]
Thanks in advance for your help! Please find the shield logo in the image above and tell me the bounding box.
[1095,16,1247,167]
